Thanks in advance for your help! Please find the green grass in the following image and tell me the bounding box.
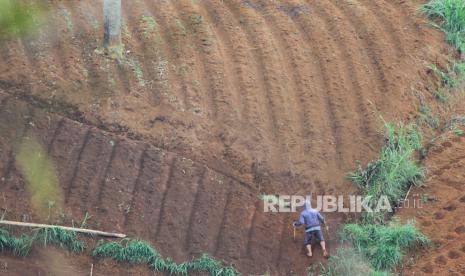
[0,228,33,257]
[340,221,430,271]
[323,122,429,273]
[423,0,465,52]
[309,247,391,276]
[93,239,237,275]
[349,123,424,223]
[429,61,465,90]
[34,227,85,253]
[0,227,236,275]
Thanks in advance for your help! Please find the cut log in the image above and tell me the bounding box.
[0,220,126,238]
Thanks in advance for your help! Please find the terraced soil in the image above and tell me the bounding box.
[0,92,342,274]
[0,0,452,275]
[398,128,465,276]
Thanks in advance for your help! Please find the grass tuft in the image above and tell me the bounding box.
[93,239,237,275]
[0,228,33,257]
[340,220,430,270]
[309,247,391,276]
[349,123,424,223]
[34,227,85,253]
[423,0,465,52]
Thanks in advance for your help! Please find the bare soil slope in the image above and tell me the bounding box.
[398,127,465,276]
[0,0,452,274]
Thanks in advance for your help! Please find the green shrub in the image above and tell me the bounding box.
[0,228,33,257]
[34,227,85,253]
[349,123,424,223]
[340,221,430,270]
[311,247,391,276]
[423,0,465,52]
[93,239,237,276]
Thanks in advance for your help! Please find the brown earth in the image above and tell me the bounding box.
[398,125,465,276]
[0,0,456,275]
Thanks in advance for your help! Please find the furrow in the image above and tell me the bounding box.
[97,140,145,231]
[124,148,175,239]
[187,171,230,255]
[46,119,65,154]
[255,0,336,177]
[67,130,113,218]
[96,140,118,202]
[214,182,256,261]
[184,167,207,251]
[327,0,394,108]
[121,1,179,106]
[47,121,89,201]
[154,157,177,239]
[307,0,380,146]
[224,0,293,168]
[145,0,212,115]
[64,1,108,95]
[202,0,273,161]
[356,0,406,58]
[123,148,147,228]
[64,129,91,203]
[196,2,246,123]
[289,2,355,168]
[176,0,242,125]
[154,158,203,261]
[213,189,232,255]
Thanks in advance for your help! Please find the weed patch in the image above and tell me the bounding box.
[309,247,391,276]
[318,122,429,273]
[93,239,237,275]
[349,123,424,223]
[34,227,85,253]
[340,221,430,271]
[423,0,465,53]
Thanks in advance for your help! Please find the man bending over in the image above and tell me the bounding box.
[293,200,328,257]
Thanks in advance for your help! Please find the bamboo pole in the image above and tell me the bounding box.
[0,220,126,238]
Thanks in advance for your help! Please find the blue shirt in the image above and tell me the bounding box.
[295,201,325,232]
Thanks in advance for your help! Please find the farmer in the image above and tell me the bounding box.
[293,199,328,257]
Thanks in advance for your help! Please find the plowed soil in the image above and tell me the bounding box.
[0,0,454,275]
[398,126,465,276]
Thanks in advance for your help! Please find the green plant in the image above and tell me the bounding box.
[340,220,430,270]
[453,126,464,136]
[0,228,32,257]
[34,227,85,253]
[349,123,424,223]
[310,247,391,276]
[423,0,465,52]
[429,62,465,90]
[432,89,449,103]
[418,104,441,129]
[93,239,237,275]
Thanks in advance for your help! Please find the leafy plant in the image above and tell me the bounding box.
[423,0,465,52]
[0,228,32,257]
[34,227,85,253]
[349,123,424,223]
[93,239,237,275]
[309,247,391,276]
[340,220,430,270]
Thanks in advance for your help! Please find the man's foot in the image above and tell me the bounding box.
[307,251,313,257]
[323,250,329,258]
